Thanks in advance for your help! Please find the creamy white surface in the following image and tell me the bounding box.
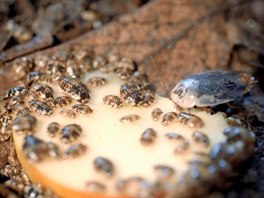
[13,71,228,195]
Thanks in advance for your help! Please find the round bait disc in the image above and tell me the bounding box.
[8,63,255,197]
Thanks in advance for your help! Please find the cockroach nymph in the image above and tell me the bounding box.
[72,104,93,115]
[93,156,114,177]
[60,124,82,143]
[30,83,54,101]
[103,95,123,108]
[28,100,53,115]
[64,143,87,158]
[120,114,141,123]
[86,76,108,87]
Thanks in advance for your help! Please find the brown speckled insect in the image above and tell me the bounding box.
[93,156,114,177]
[30,83,54,101]
[4,86,27,100]
[103,95,123,108]
[72,104,93,115]
[64,143,87,158]
[86,76,108,87]
[164,132,185,142]
[52,96,72,108]
[66,60,81,79]
[192,131,210,147]
[60,124,82,143]
[58,77,90,103]
[47,122,60,137]
[226,117,242,126]
[93,55,107,69]
[178,112,204,128]
[0,125,12,141]
[59,109,76,118]
[120,114,141,123]
[47,61,66,80]
[85,181,106,192]
[140,128,157,146]
[151,108,163,121]
[46,142,61,158]
[24,71,46,84]
[22,134,49,162]
[9,95,24,105]
[161,112,178,126]
[223,126,243,143]
[174,141,189,154]
[120,83,143,106]
[1,115,12,128]
[116,57,136,71]
[153,165,175,181]
[28,100,53,115]
[116,177,151,197]
[12,113,36,133]
[141,89,155,107]
[164,133,189,154]
[171,71,256,108]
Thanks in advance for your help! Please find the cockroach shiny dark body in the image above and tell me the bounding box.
[86,76,107,87]
[52,96,72,108]
[60,124,82,143]
[85,181,106,192]
[47,122,60,137]
[192,131,210,147]
[103,95,123,108]
[153,165,175,181]
[59,109,76,118]
[151,108,163,121]
[140,128,157,145]
[72,104,93,115]
[30,83,54,101]
[178,112,204,128]
[28,100,53,115]
[171,71,255,108]
[120,114,141,123]
[93,157,114,177]
[64,143,87,158]
[4,86,27,100]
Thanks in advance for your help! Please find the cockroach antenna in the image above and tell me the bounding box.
[148,55,183,112]
[148,56,170,97]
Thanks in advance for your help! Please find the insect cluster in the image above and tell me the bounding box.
[0,48,256,198]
